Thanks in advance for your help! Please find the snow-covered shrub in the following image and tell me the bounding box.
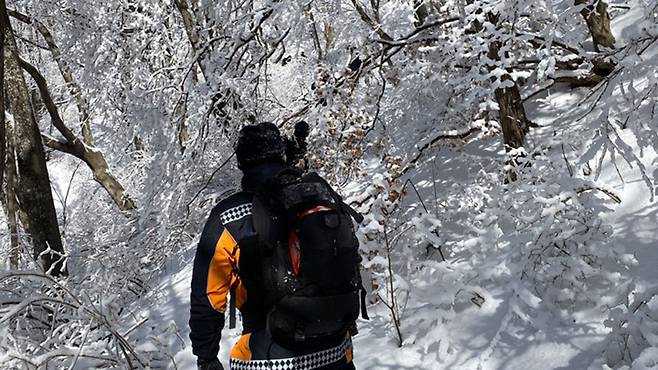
[470,147,636,323]
[602,286,658,369]
[0,271,175,368]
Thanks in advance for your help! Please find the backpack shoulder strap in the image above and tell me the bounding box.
[250,192,281,255]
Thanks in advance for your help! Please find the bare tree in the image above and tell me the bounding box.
[2,3,66,276]
[19,60,136,211]
[7,10,92,141]
[8,10,136,211]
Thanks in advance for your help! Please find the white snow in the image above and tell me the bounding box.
[130,100,658,370]
[123,6,658,369]
[3,2,657,369]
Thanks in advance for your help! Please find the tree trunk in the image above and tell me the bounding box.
[575,0,616,51]
[494,75,530,150]
[5,116,21,269]
[0,0,4,187]
[174,0,207,80]
[494,79,530,183]
[7,189,20,269]
[2,6,66,276]
[173,0,201,53]
[487,38,530,150]
[84,149,136,210]
[486,12,531,182]
[41,138,136,210]
[0,2,15,269]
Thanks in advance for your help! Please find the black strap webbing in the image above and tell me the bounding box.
[229,285,237,329]
[343,201,364,224]
[360,287,370,320]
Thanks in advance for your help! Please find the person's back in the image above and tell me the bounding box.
[189,122,360,370]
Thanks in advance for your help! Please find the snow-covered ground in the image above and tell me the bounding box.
[32,4,654,370]
[3,0,658,368]
[114,8,658,370]
[132,109,656,370]
[132,97,657,370]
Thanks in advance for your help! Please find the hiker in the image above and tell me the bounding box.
[189,122,367,370]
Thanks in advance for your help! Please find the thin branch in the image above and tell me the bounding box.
[401,179,428,213]
[407,127,480,166]
[14,33,48,50]
[282,15,460,124]
[374,16,461,46]
[576,186,621,204]
[304,4,324,59]
[520,32,583,55]
[225,8,274,68]
[350,0,393,41]
[185,153,235,217]
[382,226,403,347]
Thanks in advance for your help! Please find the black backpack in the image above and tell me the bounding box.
[250,169,368,343]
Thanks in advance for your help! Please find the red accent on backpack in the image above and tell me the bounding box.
[299,206,332,217]
[288,230,301,276]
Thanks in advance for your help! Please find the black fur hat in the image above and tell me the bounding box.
[235,122,286,170]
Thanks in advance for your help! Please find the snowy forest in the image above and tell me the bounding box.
[0,0,657,368]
